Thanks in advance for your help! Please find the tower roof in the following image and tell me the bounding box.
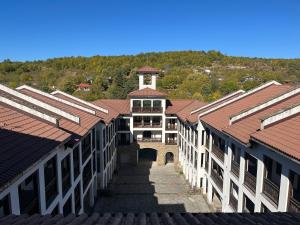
[136,66,160,74]
[128,87,167,98]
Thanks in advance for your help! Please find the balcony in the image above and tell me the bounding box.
[205,161,209,172]
[132,107,163,113]
[118,125,130,131]
[244,171,256,193]
[289,197,300,212]
[133,122,162,128]
[229,194,238,211]
[212,144,224,162]
[166,139,177,145]
[136,137,162,142]
[231,160,240,178]
[263,178,279,205]
[211,169,223,191]
[166,124,177,130]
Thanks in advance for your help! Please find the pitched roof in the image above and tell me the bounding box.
[95,99,131,115]
[128,88,167,98]
[201,84,292,131]
[136,66,160,74]
[1,212,299,225]
[223,91,300,145]
[77,83,91,88]
[52,92,118,125]
[251,113,300,161]
[0,102,70,188]
[18,89,101,136]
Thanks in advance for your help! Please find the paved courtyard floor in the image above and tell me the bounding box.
[93,161,212,213]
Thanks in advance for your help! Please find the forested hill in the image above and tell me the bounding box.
[1,51,300,102]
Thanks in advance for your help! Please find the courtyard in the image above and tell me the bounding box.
[93,158,212,213]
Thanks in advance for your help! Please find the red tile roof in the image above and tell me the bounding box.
[0,102,70,188]
[128,88,167,98]
[223,92,300,145]
[136,66,160,74]
[251,113,300,161]
[95,99,131,115]
[201,84,292,131]
[19,89,101,136]
[77,83,91,88]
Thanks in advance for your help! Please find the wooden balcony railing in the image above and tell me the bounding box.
[166,139,177,145]
[118,125,130,131]
[137,138,162,142]
[211,169,223,191]
[263,178,279,205]
[229,194,238,211]
[133,122,162,128]
[289,197,300,212]
[132,107,163,113]
[166,124,177,130]
[244,171,256,193]
[212,144,224,162]
[231,160,240,178]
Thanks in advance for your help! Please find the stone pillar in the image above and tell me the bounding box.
[10,186,20,215]
[207,180,213,204]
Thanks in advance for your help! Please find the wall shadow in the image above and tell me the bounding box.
[94,147,186,213]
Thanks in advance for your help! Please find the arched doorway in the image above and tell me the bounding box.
[165,152,174,164]
[139,148,157,162]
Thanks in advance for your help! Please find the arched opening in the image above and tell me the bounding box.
[139,148,157,162]
[165,152,174,164]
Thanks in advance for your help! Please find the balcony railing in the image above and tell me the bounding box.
[136,137,162,142]
[289,197,300,212]
[229,194,238,211]
[166,139,177,145]
[166,124,177,130]
[118,125,130,131]
[231,160,240,178]
[132,107,163,113]
[212,144,225,162]
[244,171,256,193]
[133,122,162,128]
[263,178,279,205]
[211,169,223,191]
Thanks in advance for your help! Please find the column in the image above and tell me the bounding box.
[38,166,47,214]
[255,154,264,212]
[237,149,245,212]
[278,166,290,211]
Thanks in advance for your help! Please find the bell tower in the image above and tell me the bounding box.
[137,66,160,90]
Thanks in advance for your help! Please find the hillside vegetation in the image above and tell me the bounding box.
[1,51,300,102]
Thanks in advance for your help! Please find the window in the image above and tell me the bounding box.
[61,155,71,196]
[201,130,205,146]
[245,153,257,176]
[0,195,10,218]
[102,128,106,148]
[153,100,161,109]
[74,183,81,214]
[92,128,96,150]
[143,100,151,108]
[231,144,240,164]
[44,156,58,207]
[143,74,152,85]
[93,151,97,173]
[73,146,80,180]
[243,195,254,213]
[82,133,91,163]
[18,172,40,214]
[83,160,92,191]
[63,196,72,216]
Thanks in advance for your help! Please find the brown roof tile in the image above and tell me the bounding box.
[19,89,101,136]
[0,102,70,188]
[95,99,131,115]
[251,113,300,161]
[201,84,292,131]
[223,92,300,145]
[136,66,160,74]
[128,88,167,98]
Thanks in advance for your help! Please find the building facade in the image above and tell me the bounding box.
[0,66,299,217]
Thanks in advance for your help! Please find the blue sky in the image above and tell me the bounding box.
[0,0,299,61]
